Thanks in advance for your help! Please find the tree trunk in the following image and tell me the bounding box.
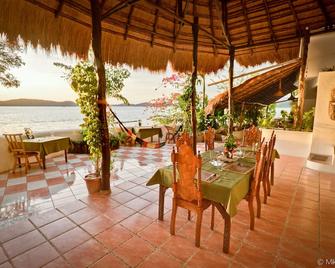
[228,46,235,134]
[295,29,310,129]
[191,16,199,154]
[90,0,111,192]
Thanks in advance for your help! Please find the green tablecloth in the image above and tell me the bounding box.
[146,151,253,217]
[23,136,71,158]
[138,128,163,139]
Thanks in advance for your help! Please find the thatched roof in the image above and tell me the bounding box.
[205,59,301,114]
[0,0,334,72]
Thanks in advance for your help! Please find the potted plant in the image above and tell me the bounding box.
[110,135,120,150]
[224,135,237,159]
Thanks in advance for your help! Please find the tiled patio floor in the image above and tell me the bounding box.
[0,144,334,267]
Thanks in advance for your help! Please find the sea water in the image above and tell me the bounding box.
[0,106,153,134]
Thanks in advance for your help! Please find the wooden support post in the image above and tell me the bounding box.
[228,46,235,135]
[90,0,111,192]
[296,29,310,129]
[191,16,199,154]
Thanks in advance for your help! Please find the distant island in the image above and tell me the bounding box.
[0,98,150,107]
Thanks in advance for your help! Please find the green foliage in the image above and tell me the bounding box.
[280,110,289,129]
[0,38,25,88]
[56,61,129,174]
[224,135,237,150]
[258,104,276,128]
[109,135,120,149]
[302,108,315,131]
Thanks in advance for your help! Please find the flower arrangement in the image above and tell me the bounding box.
[224,135,237,158]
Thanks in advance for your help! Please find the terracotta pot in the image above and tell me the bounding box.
[84,174,101,194]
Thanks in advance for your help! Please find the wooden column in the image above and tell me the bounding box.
[191,16,199,154]
[90,0,111,192]
[296,29,310,129]
[228,46,235,134]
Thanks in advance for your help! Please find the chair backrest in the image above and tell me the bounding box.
[171,144,202,205]
[243,125,262,146]
[3,133,25,153]
[264,134,277,178]
[250,143,267,195]
[176,132,192,149]
[203,127,215,151]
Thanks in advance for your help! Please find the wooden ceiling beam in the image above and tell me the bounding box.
[102,0,140,20]
[151,0,160,47]
[124,5,134,40]
[209,0,218,55]
[263,0,279,50]
[241,0,253,46]
[287,0,302,35]
[55,0,64,18]
[315,0,333,30]
[144,0,228,48]
[214,0,231,46]
[174,0,190,46]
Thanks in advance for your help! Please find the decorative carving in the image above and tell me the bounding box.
[329,88,335,120]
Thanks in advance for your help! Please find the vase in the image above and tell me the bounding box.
[224,148,234,159]
[84,173,101,194]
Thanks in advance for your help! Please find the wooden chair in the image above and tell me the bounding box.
[170,144,212,247]
[165,125,176,144]
[262,134,276,203]
[3,133,42,173]
[242,125,262,147]
[203,127,215,151]
[176,132,192,149]
[247,142,268,225]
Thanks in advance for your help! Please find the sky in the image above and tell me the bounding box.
[0,44,273,104]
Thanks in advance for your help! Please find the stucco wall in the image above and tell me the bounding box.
[310,72,335,157]
[0,129,81,173]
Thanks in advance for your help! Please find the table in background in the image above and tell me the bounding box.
[24,136,71,169]
[138,127,163,142]
[146,151,255,253]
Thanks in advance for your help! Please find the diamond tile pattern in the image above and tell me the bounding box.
[0,143,333,267]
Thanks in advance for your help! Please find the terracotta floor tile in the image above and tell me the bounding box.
[278,239,319,267]
[64,239,108,268]
[5,184,26,195]
[11,242,59,268]
[141,191,160,202]
[42,257,71,268]
[112,191,137,203]
[0,247,8,264]
[186,249,230,268]
[46,177,66,186]
[28,188,50,200]
[127,185,151,196]
[56,200,86,215]
[244,229,281,253]
[3,230,45,258]
[282,226,318,250]
[29,209,64,227]
[95,224,133,250]
[124,197,151,211]
[114,236,154,267]
[51,227,90,253]
[81,215,115,235]
[0,220,35,243]
[204,231,242,256]
[117,181,137,191]
[139,250,183,268]
[120,213,153,233]
[0,262,12,268]
[161,236,199,262]
[39,217,76,239]
[139,222,171,247]
[139,203,160,219]
[103,205,136,223]
[67,207,98,224]
[234,243,275,268]
[91,254,128,268]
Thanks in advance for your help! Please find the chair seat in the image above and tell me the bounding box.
[15,151,39,156]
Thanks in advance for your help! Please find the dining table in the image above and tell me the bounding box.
[23,136,71,169]
[146,148,258,253]
[137,127,163,142]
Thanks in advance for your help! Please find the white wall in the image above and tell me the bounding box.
[0,129,81,173]
[310,72,335,157]
[262,128,312,158]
